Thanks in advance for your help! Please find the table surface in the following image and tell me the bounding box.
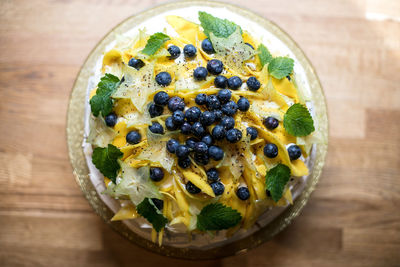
[1,0,399,266]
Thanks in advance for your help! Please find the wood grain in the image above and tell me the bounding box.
[0,0,399,266]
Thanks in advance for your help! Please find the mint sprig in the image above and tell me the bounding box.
[257,44,273,67]
[90,74,120,117]
[197,203,242,231]
[266,164,291,202]
[141,32,170,56]
[268,57,294,79]
[283,103,315,136]
[198,11,241,38]
[136,198,168,232]
[92,144,123,183]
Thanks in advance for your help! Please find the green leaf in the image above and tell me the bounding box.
[136,198,168,232]
[196,203,242,231]
[268,57,294,79]
[92,144,123,183]
[266,164,291,202]
[257,44,273,67]
[198,11,241,38]
[283,103,315,136]
[90,74,120,117]
[141,32,170,56]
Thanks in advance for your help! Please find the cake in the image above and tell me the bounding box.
[83,6,323,249]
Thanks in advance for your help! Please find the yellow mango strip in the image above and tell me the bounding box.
[272,77,299,102]
[113,99,137,117]
[166,15,206,45]
[111,203,138,221]
[102,49,122,70]
[181,170,215,198]
[104,177,112,188]
[89,89,97,99]
[160,191,177,203]
[151,228,157,243]
[173,176,190,214]
[158,228,164,246]
[120,141,148,160]
[283,188,293,204]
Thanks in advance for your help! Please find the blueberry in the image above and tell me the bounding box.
[172,110,185,126]
[193,67,208,81]
[185,106,201,122]
[151,198,164,210]
[246,77,261,91]
[165,116,178,130]
[206,168,219,182]
[155,72,172,87]
[210,182,225,196]
[153,91,169,106]
[213,110,223,121]
[195,93,207,105]
[217,89,231,104]
[194,153,209,165]
[148,122,164,134]
[105,113,117,127]
[207,59,223,75]
[191,122,206,137]
[264,116,279,130]
[226,128,242,143]
[221,100,238,116]
[178,157,191,169]
[200,111,215,126]
[206,95,221,110]
[208,145,224,161]
[287,145,302,160]
[211,125,226,140]
[194,141,208,155]
[148,103,163,118]
[176,145,190,159]
[128,57,145,70]
[201,38,215,54]
[126,131,141,144]
[150,167,164,182]
[220,116,235,130]
[168,45,181,59]
[186,181,201,194]
[166,139,179,153]
[180,122,192,135]
[246,127,258,140]
[185,137,198,150]
[245,43,254,49]
[264,143,278,158]
[236,187,250,200]
[201,135,213,146]
[168,96,185,112]
[227,76,242,90]
[214,75,228,88]
[237,97,250,111]
[183,44,197,58]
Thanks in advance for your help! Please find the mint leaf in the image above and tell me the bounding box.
[268,57,294,79]
[90,74,120,117]
[198,11,241,38]
[141,32,170,56]
[283,103,315,136]
[136,198,168,232]
[92,144,123,183]
[266,164,291,202]
[257,44,273,67]
[197,203,242,231]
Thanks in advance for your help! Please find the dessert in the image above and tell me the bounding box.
[84,9,322,247]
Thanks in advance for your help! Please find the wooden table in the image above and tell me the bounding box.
[0,0,399,266]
